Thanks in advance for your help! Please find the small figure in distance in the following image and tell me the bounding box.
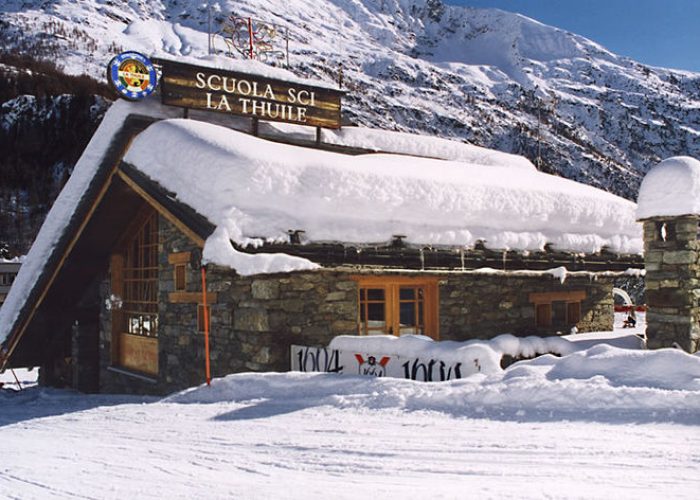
[623,307,637,328]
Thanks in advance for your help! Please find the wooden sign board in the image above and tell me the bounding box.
[156,59,343,129]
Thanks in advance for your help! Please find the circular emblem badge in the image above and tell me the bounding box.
[107,51,158,101]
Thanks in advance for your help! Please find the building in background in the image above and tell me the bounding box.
[0,260,21,308]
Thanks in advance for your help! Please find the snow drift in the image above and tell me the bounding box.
[168,344,700,423]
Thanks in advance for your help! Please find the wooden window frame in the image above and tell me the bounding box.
[197,304,211,333]
[110,206,160,376]
[174,264,186,291]
[352,276,439,340]
[567,301,581,325]
[530,290,585,329]
[535,303,552,328]
[122,211,159,339]
[168,252,191,292]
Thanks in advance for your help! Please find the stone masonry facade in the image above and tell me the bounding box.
[94,216,615,395]
[439,273,613,340]
[643,215,700,352]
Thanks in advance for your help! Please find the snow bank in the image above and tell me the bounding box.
[327,331,643,377]
[125,119,642,255]
[169,345,700,422]
[328,333,580,373]
[0,367,37,390]
[637,156,700,219]
[562,329,645,350]
[329,334,499,366]
[543,344,700,391]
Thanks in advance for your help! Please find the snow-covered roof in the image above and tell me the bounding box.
[319,127,536,170]
[124,118,642,261]
[636,156,700,220]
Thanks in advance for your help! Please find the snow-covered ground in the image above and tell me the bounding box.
[2,314,699,499]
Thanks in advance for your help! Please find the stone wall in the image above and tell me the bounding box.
[97,217,359,394]
[94,216,615,395]
[643,216,700,352]
[439,272,613,340]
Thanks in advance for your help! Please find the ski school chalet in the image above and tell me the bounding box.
[1,54,688,395]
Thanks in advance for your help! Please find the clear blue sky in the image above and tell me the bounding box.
[446,0,700,72]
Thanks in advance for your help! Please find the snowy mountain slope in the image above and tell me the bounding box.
[1,0,699,200]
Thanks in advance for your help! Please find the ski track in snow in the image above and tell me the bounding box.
[0,384,699,499]
[1,318,700,498]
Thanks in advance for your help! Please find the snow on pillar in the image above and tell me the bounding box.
[637,156,700,353]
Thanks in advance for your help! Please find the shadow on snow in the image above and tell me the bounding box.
[0,386,154,428]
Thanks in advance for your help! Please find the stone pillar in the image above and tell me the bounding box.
[642,215,700,352]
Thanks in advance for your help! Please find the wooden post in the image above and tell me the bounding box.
[201,266,211,386]
[247,17,254,59]
[315,126,321,147]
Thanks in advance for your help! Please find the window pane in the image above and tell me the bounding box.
[175,264,186,291]
[367,288,384,301]
[400,287,415,300]
[552,301,566,327]
[400,302,416,327]
[367,303,385,322]
[399,301,417,335]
